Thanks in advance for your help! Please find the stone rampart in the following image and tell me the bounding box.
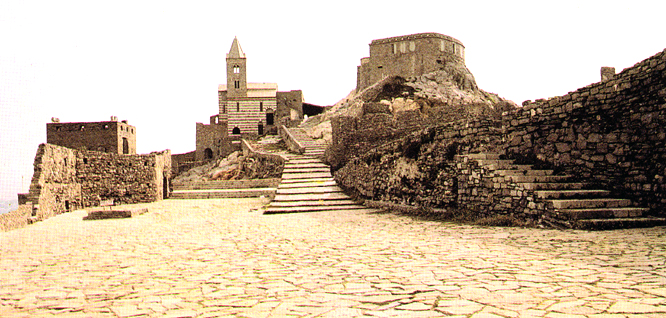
[504,48,666,213]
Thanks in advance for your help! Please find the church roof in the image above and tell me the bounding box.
[226,37,246,58]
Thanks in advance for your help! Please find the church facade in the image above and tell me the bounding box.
[194,37,305,161]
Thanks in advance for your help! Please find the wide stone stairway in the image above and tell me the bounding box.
[171,179,279,200]
[264,129,368,214]
[467,153,666,230]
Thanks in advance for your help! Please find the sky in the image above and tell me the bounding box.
[1,0,665,201]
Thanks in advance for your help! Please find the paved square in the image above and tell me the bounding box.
[1,199,665,317]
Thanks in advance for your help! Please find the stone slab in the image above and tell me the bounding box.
[83,208,148,220]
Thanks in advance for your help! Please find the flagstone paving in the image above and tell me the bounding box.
[1,198,665,317]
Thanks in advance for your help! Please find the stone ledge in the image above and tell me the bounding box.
[83,208,148,220]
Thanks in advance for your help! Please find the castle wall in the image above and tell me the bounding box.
[47,121,136,154]
[5,144,172,231]
[195,121,230,161]
[504,48,666,212]
[27,143,82,221]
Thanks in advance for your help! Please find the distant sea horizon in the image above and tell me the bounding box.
[0,198,19,215]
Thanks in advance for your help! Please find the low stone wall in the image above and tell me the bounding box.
[279,126,305,155]
[0,204,32,232]
[240,139,285,179]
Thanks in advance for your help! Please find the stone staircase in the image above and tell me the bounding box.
[171,179,279,200]
[287,128,327,157]
[264,128,368,214]
[467,153,666,230]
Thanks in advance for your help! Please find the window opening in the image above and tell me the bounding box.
[122,137,129,154]
[236,102,240,112]
[260,102,263,112]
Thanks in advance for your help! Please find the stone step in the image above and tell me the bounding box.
[496,169,554,176]
[283,163,329,169]
[272,192,351,201]
[276,186,343,195]
[574,217,666,230]
[286,158,322,164]
[264,204,367,214]
[281,172,332,180]
[282,167,330,174]
[278,180,338,189]
[535,190,611,199]
[269,199,358,207]
[507,175,571,183]
[280,177,335,184]
[170,188,276,199]
[557,207,649,219]
[465,153,501,160]
[551,198,632,209]
[172,179,280,191]
[520,182,590,190]
[475,159,515,168]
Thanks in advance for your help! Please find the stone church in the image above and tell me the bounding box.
[195,37,304,161]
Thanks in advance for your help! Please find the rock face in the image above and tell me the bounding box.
[323,72,516,170]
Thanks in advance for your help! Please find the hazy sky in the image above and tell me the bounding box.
[1,0,665,200]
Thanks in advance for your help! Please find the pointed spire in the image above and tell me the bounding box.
[227,37,245,59]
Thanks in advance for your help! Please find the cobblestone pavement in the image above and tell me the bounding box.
[1,199,666,317]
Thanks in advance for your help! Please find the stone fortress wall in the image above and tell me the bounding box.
[357,32,466,92]
[47,119,137,154]
[333,47,666,225]
[2,143,171,231]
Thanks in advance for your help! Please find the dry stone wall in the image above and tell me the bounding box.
[27,144,82,221]
[77,149,171,206]
[504,48,666,213]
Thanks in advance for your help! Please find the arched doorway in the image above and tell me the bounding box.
[232,127,241,135]
[204,148,213,159]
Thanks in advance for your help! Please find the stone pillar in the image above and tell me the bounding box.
[601,67,616,81]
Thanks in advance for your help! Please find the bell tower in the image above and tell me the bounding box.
[227,37,247,98]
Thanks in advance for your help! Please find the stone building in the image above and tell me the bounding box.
[46,117,136,154]
[356,32,466,92]
[195,37,305,161]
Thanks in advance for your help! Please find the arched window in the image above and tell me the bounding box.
[233,65,240,73]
